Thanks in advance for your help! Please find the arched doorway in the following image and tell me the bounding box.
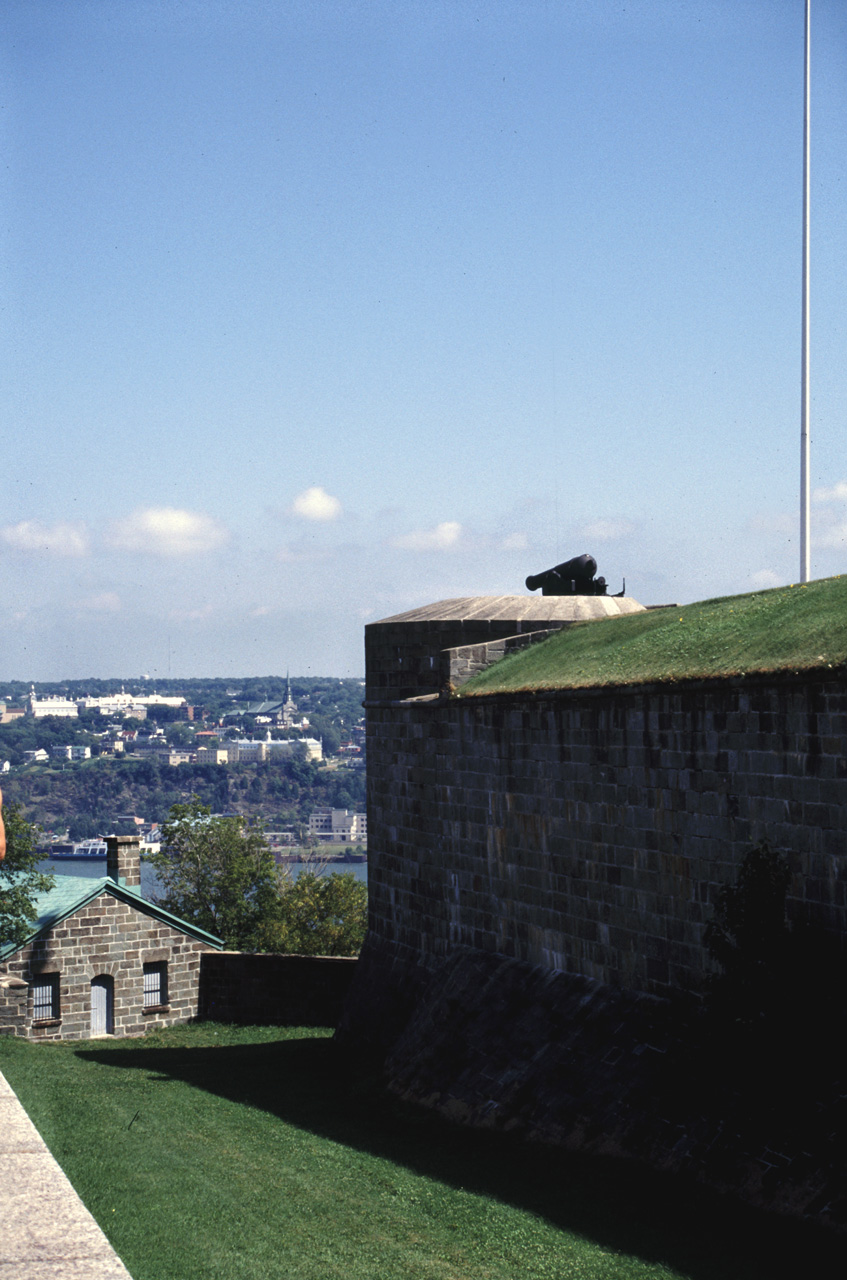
[90,975,114,1036]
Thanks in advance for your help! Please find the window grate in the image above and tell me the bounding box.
[143,961,168,1008]
[32,975,58,1021]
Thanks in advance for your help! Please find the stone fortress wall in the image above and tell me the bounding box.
[338,597,847,1227]
[350,597,847,1036]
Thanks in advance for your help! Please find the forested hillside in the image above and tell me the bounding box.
[4,755,365,839]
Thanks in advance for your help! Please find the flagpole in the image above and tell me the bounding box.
[800,0,811,582]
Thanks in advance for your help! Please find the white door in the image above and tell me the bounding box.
[91,975,114,1035]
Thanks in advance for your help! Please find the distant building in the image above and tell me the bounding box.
[225,740,266,764]
[141,694,187,709]
[25,687,190,720]
[281,674,299,728]
[77,689,185,718]
[129,740,192,767]
[26,690,78,719]
[50,745,91,762]
[239,676,309,731]
[23,749,50,764]
[265,830,296,847]
[225,737,322,764]
[308,808,367,844]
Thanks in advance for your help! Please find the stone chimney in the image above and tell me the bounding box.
[106,835,141,887]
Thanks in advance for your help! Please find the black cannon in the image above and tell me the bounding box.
[526,554,611,596]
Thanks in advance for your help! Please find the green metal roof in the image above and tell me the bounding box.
[0,874,225,960]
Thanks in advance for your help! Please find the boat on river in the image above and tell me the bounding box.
[50,839,108,860]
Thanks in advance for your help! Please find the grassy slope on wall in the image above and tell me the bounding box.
[459,575,847,696]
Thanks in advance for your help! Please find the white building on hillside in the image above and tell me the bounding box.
[51,745,92,761]
[225,737,322,764]
[27,690,78,718]
[77,690,185,717]
[308,808,367,843]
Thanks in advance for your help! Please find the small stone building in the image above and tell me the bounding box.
[0,836,223,1040]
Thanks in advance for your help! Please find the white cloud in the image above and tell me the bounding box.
[811,483,847,548]
[393,521,462,551]
[749,569,782,589]
[169,603,215,622]
[290,486,342,521]
[78,592,121,613]
[816,521,847,550]
[500,532,529,551]
[107,507,229,556]
[581,518,635,543]
[813,480,847,504]
[1,520,89,557]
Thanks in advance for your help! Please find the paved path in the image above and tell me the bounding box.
[0,1068,133,1279]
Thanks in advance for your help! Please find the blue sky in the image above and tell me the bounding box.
[2,0,845,680]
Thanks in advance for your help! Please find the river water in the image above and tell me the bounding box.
[37,857,367,903]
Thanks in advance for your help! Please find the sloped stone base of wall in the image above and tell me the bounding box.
[339,937,847,1234]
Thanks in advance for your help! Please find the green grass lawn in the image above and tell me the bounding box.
[0,1024,840,1280]
[459,575,847,695]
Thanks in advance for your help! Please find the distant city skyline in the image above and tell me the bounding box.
[2,1,845,680]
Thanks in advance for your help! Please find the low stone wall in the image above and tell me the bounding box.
[443,629,561,690]
[199,952,357,1027]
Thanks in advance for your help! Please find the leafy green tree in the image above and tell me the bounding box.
[305,714,341,756]
[269,871,367,956]
[150,798,281,950]
[0,798,54,949]
[67,815,102,842]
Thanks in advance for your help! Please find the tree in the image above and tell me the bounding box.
[0,792,55,949]
[150,798,281,950]
[149,798,368,955]
[704,840,791,1027]
[67,814,103,842]
[269,870,367,956]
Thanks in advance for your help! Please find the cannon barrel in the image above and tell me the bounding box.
[526,554,597,593]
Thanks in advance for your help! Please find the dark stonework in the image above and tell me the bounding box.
[337,599,847,1231]
[351,671,847,1029]
[199,952,356,1026]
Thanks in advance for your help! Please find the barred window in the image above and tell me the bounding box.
[32,974,59,1022]
[143,961,168,1009]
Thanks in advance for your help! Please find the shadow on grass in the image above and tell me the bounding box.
[78,1031,842,1280]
